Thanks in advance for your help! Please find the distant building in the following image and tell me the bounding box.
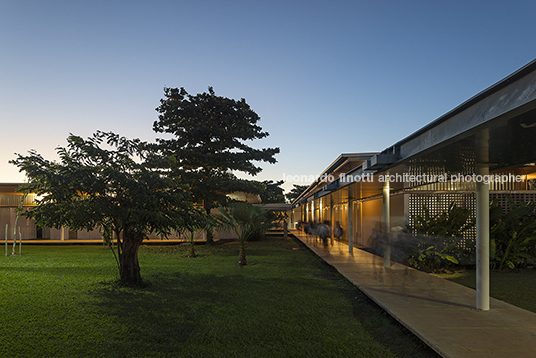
[0,184,276,241]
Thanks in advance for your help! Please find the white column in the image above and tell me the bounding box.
[476,163,489,310]
[319,198,323,223]
[329,194,334,240]
[348,186,353,253]
[383,178,391,268]
[476,128,490,310]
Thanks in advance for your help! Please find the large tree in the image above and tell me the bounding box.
[153,86,279,243]
[10,131,199,285]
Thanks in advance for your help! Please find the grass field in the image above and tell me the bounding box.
[435,268,536,313]
[0,236,438,357]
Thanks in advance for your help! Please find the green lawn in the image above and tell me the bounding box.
[0,237,437,358]
[435,269,536,313]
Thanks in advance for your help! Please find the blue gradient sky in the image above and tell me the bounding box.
[2,1,536,193]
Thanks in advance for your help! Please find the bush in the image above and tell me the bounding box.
[403,202,474,272]
[490,197,536,269]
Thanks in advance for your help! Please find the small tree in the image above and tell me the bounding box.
[180,211,214,258]
[218,202,276,266]
[153,86,279,243]
[11,131,197,285]
[11,193,26,255]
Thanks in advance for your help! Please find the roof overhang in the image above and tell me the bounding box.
[292,58,536,205]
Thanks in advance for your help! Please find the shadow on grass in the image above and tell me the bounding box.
[0,266,116,279]
[0,238,441,357]
[142,242,240,258]
[90,273,208,344]
[85,271,308,356]
[85,268,400,357]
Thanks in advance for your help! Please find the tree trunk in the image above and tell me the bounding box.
[188,231,196,258]
[119,233,143,285]
[238,239,247,266]
[188,244,196,258]
[204,203,214,245]
[206,230,214,245]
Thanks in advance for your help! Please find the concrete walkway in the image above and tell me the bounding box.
[292,230,536,358]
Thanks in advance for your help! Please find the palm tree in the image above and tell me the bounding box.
[218,202,275,266]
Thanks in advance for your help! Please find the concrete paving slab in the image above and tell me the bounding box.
[292,230,536,358]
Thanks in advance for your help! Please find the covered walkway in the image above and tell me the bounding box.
[292,230,536,358]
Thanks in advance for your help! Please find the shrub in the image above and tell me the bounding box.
[490,197,536,269]
[403,202,474,272]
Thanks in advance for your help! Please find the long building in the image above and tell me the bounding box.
[288,59,536,310]
[0,184,262,241]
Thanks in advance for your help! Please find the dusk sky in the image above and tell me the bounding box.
[2,1,536,193]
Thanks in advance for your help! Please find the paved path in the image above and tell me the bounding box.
[292,230,536,358]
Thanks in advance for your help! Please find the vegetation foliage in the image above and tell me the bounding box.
[10,131,200,284]
[404,202,475,271]
[490,197,536,269]
[286,184,309,203]
[257,180,286,203]
[152,86,280,242]
[406,197,536,272]
[217,202,281,266]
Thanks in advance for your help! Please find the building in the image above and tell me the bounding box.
[288,59,536,310]
[0,184,275,241]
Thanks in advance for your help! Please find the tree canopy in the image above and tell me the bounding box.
[258,180,286,203]
[152,86,280,241]
[10,131,199,284]
[153,87,279,176]
[285,184,309,203]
